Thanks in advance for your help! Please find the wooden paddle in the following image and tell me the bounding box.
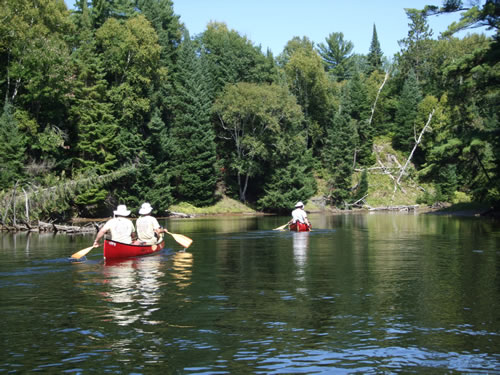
[165,230,193,249]
[273,222,289,231]
[70,245,98,260]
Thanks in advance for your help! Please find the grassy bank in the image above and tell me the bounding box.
[168,195,256,215]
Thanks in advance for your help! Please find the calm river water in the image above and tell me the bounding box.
[0,212,499,374]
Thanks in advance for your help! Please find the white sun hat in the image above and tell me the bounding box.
[295,201,304,208]
[139,202,153,215]
[114,204,131,217]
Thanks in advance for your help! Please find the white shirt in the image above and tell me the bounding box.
[291,207,308,224]
[102,217,135,244]
[136,215,161,244]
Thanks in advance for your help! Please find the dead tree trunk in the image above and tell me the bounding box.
[368,71,390,126]
[394,109,435,192]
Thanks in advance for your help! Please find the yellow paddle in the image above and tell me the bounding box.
[273,222,290,231]
[70,245,98,260]
[165,230,193,249]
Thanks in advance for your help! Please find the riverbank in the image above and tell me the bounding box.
[1,199,496,233]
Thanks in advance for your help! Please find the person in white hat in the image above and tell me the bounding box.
[288,201,311,231]
[93,205,136,245]
[135,202,167,245]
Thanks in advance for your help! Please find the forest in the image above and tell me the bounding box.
[0,0,499,224]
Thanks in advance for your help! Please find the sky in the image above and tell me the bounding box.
[64,1,492,58]
[172,0,489,58]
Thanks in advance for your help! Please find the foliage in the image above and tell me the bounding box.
[0,101,26,190]
[323,86,357,206]
[170,30,217,206]
[393,69,422,152]
[0,0,498,220]
[169,195,255,215]
[367,24,383,74]
[213,82,304,203]
[281,37,333,152]
[317,32,355,81]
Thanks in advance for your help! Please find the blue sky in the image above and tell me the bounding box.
[65,1,492,58]
[172,0,488,58]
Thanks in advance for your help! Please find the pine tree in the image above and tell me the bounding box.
[324,91,356,206]
[367,24,383,74]
[169,31,217,206]
[393,69,422,152]
[317,32,354,81]
[69,2,119,207]
[257,151,317,213]
[0,101,26,189]
[354,168,369,202]
[348,70,373,166]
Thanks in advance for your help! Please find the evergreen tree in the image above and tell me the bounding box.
[367,24,383,74]
[170,31,217,206]
[393,69,422,152]
[348,70,373,166]
[354,168,369,202]
[323,91,356,206]
[397,8,433,84]
[258,151,317,213]
[0,101,26,190]
[89,0,136,28]
[438,164,458,201]
[136,0,182,140]
[317,32,354,81]
[69,2,119,209]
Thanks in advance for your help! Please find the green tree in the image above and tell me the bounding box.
[0,101,26,189]
[316,32,354,81]
[95,15,162,163]
[88,0,136,28]
[367,24,383,74]
[354,168,369,202]
[200,22,275,101]
[258,150,317,213]
[422,0,499,36]
[0,0,73,175]
[69,1,119,208]
[397,8,434,85]
[213,82,304,203]
[393,69,422,152]
[282,37,333,152]
[170,31,217,206]
[348,70,373,166]
[324,96,356,206]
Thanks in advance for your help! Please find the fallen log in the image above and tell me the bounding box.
[166,211,192,218]
[369,205,419,212]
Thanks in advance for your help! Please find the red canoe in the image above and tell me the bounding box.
[289,222,311,232]
[103,239,164,260]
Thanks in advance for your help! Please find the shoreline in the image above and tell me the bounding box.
[2,204,497,233]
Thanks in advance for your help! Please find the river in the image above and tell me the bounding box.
[0,212,499,373]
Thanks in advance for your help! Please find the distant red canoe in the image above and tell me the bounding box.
[289,222,311,232]
[103,239,164,260]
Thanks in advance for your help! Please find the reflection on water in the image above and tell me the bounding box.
[102,257,165,326]
[293,232,309,272]
[171,251,193,289]
[0,213,499,373]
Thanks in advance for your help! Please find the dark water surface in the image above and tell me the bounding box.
[1,213,499,374]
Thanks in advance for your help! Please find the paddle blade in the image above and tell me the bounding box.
[71,246,95,260]
[168,232,193,249]
[273,223,289,231]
